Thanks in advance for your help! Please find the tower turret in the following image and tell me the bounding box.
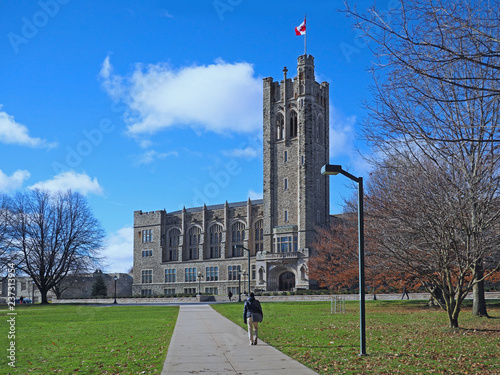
[262,54,329,289]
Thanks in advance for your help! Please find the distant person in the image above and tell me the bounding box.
[401,285,410,300]
[243,292,263,345]
[228,290,233,302]
[19,296,24,304]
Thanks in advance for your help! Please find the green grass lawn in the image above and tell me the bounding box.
[2,301,499,374]
[1,304,178,375]
[212,300,500,374]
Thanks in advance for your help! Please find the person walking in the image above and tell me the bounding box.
[228,290,233,302]
[243,292,263,345]
[401,284,410,300]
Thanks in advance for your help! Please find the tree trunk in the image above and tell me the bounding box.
[40,288,49,304]
[472,264,488,317]
[447,304,460,328]
[449,315,459,328]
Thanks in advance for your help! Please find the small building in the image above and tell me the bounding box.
[0,271,133,302]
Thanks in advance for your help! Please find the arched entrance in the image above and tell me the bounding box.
[279,272,295,291]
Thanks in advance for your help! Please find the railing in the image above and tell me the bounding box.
[256,249,309,260]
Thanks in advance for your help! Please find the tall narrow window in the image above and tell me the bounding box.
[284,150,288,162]
[289,111,298,138]
[276,113,284,140]
[167,228,180,261]
[188,227,200,260]
[284,210,288,222]
[209,224,222,258]
[284,178,288,190]
[254,220,263,253]
[231,222,245,257]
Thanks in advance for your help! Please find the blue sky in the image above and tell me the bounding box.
[0,0,384,273]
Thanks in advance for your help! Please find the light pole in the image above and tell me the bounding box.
[234,244,251,295]
[113,276,118,304]
[238,270,242,302]
[197,272,204,295]
[32,280,35,304]
[242,270,247,295]
[322,164,366,356]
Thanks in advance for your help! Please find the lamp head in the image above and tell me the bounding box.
[321,164,342,175]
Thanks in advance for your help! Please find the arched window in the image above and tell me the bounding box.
[167,228,180,261]
[209,224,223,258]
[231,222,245,257]
[289,111,298,138]
[254,220,263,253]
[188,226,200,260]
[259,267,265,282]
[276,113,284,140]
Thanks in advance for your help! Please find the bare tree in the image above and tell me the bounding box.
[0,194,12,280]
[8,189,105,304]
[345,0,500,104]
[366,154,500,327]
[345,0,500,316]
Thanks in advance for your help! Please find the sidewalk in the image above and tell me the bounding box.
[162,304,319,375]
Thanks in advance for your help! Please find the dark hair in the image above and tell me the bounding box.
[249,292,255,298]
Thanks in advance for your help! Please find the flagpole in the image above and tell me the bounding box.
[304,13,307,56]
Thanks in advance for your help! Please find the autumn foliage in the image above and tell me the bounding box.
[309,218,359,292]
[309,214,422,294]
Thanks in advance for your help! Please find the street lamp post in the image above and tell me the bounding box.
[113,276,118,304]
[238,271,242,302]
[234,245,251,295]
[322,164,366,356]
[32,280,35,304]
[242,271,247,295]
[198,272,204,295]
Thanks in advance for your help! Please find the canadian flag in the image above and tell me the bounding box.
[295,18,306,35]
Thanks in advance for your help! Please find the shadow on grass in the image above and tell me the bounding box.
[462,327,500,332]
[276,343,358,349]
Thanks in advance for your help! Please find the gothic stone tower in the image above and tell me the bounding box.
[259,54,330,290]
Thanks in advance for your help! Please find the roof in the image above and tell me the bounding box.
[169,199,264,215]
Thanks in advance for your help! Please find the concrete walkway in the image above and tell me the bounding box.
[162,304,318,375]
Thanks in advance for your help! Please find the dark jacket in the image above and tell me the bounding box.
[243,296,263,323]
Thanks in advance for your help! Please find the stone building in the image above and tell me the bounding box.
[133,54,330,297]
[0,271,132,303]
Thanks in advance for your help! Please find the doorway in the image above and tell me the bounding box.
[279,271,295,291]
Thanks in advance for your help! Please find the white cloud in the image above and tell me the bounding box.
[99,55,112,79]
[101,226,133,273]
[248,189,263,200]
[223,147,260,159]
[329,105,357,158]
[161,9,174,18]
[29,171,103,196]
[133,149,178,166]
[0,107,57,149]
[0,169,30,192]
[100,57,262,138]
